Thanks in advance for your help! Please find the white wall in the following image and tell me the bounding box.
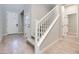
[23,5,31,38]
[0,5,5,41]
[5,4,25,34]
[31,4,56,37]
[0,7,3,40]
[65,5,78,15]
[31,4,55,20]
[4,4,25,14]
[60,5,78,37]
[0,4,26,41]
[78,5,79,39]
[65,5,78,35]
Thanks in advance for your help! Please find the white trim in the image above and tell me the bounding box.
[38,15,60,47]
[35,20,39,53]
[3,33,8,37]
[3,32,24,37]
[27,38,35,46]
[78,5,79,39]
[39,38,60,53]
[77,5,79,39]
[0,36,3,43]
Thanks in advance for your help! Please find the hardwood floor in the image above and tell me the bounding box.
[0,34,34,54]
[43,35,79,54]
[0,34,78,54]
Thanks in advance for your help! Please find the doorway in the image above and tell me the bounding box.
[67,14,77,36]
[18,10,24,34]
[19,10,31,39]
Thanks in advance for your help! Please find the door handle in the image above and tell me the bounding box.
[16,24,18,27]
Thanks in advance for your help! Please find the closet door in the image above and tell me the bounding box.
[6,11,18,34]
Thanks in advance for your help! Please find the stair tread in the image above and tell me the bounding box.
[27,38,35,46]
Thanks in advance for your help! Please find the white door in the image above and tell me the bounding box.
[6,11,18,34]
[24,16,31,38]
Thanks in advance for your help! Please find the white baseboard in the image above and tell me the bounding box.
[0,36,3,43]
[68,33,78,35]
[4,32,24,36]
[39,38,60,53]
[0,32,25,43]
[27,38,35,46]
[3,33,8,36]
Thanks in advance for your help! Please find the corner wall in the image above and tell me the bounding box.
[0,9,3,41]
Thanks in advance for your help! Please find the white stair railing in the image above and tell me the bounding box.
[35,5,60,53]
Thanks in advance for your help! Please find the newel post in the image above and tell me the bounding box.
[35,19,39,54]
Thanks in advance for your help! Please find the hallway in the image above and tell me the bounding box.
[0,34,34,54]
[43,35,79,54]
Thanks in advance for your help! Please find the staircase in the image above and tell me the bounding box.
[34,5,60,53]
[27,4,79,54]
[27,5,60,53]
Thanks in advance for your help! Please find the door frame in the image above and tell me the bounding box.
[61,5,68,37]
[67,13,78,36]
[22,9,31,39]
[61,5,78,38]
[18,10,25,34]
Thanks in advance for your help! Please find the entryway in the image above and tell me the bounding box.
[6,10,31,37]
[2,10,33,53]
[61,5,78,39]
[67,14,78,37]
[18,10,24,34]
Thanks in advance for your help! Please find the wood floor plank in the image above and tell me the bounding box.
[0,34,34,54]
[43,36,79,54]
